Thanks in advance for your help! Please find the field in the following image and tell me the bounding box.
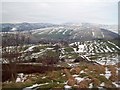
[1,40,120,89]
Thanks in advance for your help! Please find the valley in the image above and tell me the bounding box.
[1,23,120,89]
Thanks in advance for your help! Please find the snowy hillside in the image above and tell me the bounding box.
[2,40,119,65]
[1,23,119,42]
[69,40,120,54]
[30,24,119,42]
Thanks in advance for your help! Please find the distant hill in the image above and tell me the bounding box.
[30,24,119,42]
[1,22,119,42]
[1,22,57,32]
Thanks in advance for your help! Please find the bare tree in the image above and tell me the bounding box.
[2,32,27,81]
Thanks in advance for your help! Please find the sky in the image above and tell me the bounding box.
[1,0,119,24]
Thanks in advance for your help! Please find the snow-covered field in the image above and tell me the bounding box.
[2,40,120,65]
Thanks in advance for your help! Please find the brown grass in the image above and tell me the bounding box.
[92,78,101,87]
[78,79,91,88]
[48,71,61,80]
[109,75,118,82]
[70,67,81,74]
[67,77,76,86]
[64,69,71,78]
[107,65,118,82]
[105,81,114,88]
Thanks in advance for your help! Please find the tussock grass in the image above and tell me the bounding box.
[78,80,91,88]
[70,67,81,74]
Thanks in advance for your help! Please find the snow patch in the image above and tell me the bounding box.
[16,73,27,83]
[105,67,111,79]
[23,83,49,90]
[100,82,105,87]
[92,32,95,37]
[63,30,68,35]
[75,77,84,84]
[24,46,36,52]
[112,82,119,87]
[64,85,72,90]
[89,83,93,88]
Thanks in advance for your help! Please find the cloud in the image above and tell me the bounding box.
[1,0,119,2]
[1,1,118,24]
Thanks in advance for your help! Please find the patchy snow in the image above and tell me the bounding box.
[89,44,94,53]
[57,65,61,67]
[72,74,79,77]
[46,48,53,50]
[107,41,120,50]
[69,31,72,35]
[23,83,49,90]
[116,68,120,74]
[94,46,99,53]
[96,53,119,65]
[58,29,64,33]
[38,31,46,34]
[67,63,74,67]
[80,70,85,74]
[101,32,104,38]
[92,32,95,37]
[11,27,17,31]
[106,59,117,65]
[24,46,36,52]
[42,76,46,79]
[69,43,75,46]
[67,63,80,67]
[102,47,109,53]
[64,85,72,90]
[61,48,65,54]
[100,67,111,79]
[75,77,84,84]
[16,77,21,83]
[2,59,9,64]
[64,81,68,84]
[62,74,66,77]
[83,55,91,61]
[63,30,68,35]
[32,52,42,56]
[105,67,111,79]
[112,82,119,87]
[106,46,113,52]
[49,29,56,34]
[18,73,24,78]
[39,83,49,86]
[73,33,78,39]
[97,61,106,65]
[16,73,27,83]
[89,83,93,88]
[73,44,85,53]
[78,45,85,53]
[100,82,105,87]
[25,84,39,89]
[99,47,104,53]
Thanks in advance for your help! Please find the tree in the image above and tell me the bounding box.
[40,49,59,65]
[2,32,28,81]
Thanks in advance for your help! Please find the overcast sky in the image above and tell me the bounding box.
[1,0,119,24]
